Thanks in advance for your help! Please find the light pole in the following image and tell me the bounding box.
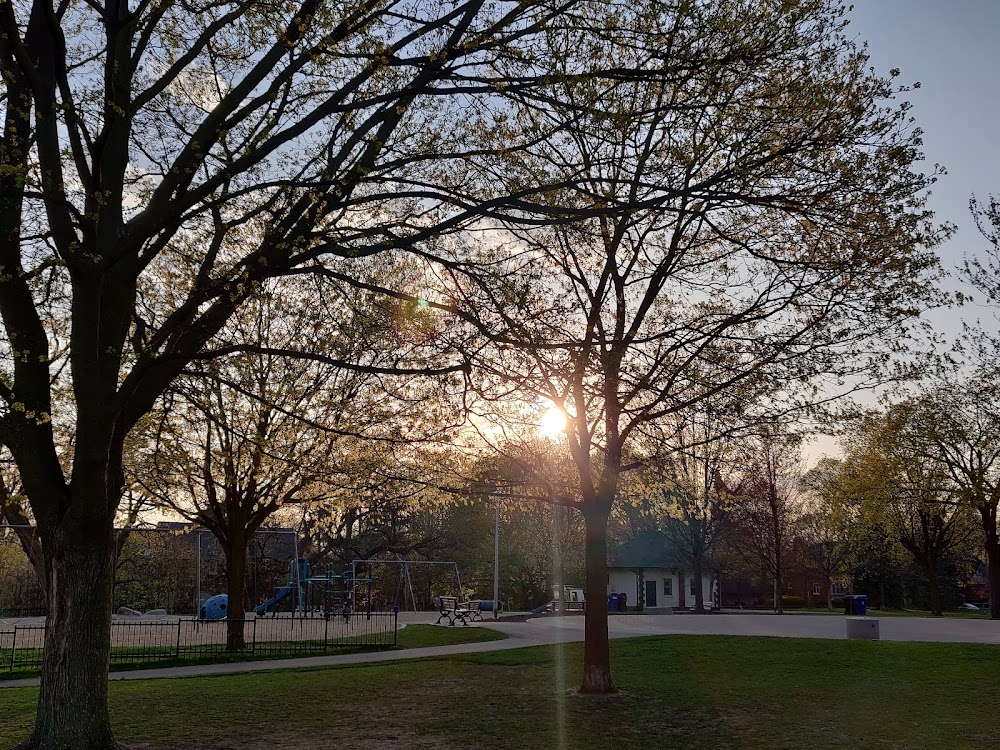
[493,494,500,620]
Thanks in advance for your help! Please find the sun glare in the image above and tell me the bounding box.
[538,406,567,440]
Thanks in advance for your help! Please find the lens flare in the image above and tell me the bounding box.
[538,407,566,440]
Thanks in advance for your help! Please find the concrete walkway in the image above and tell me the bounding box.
[3,612,998,690]
[500,611,1000,645]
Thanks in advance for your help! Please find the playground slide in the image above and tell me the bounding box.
[254,558,310,616]
[254,581,294,615]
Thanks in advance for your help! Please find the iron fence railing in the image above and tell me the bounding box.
[1,611,398,673]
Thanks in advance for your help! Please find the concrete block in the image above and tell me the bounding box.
[846,616,880,640]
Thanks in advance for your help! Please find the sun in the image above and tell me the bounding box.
[537,406,567,440]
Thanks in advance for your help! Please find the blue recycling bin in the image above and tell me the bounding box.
[851,594,868,615]
[607,594,620,613]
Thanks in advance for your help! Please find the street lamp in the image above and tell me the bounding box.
[493,494,500,620]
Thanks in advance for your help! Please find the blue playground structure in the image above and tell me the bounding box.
[254,558,374,619]
[199,556,462,620]
[200,593,229,620]
[254,557,310,616]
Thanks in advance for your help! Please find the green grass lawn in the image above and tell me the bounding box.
[2,633,997,749]
[395,622,508,648]
[0,623,506,681]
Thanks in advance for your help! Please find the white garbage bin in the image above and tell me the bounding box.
[845,616,880,640]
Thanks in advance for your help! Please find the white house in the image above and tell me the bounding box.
[607,529,716,612]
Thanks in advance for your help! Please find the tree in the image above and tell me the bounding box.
[801,459,855,610]
[296,443,460,571]
[442,0,948,692]
[139,353,338,649]
[822,406,981,615]
[1,451,148,599]
[880,414,977,616]
[645,412,742,613]
[964,194,1000,312]
[902,377,1000,618]
[0,460,44,590]
[136,286,457,649]
[0,1,611,744]
[734,431,804,613]
[0,525,44,615]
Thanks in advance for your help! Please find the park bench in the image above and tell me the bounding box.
[436,596,481,626]
[463,600,485,622]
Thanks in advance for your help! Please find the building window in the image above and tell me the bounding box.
[812,582,821,596]
[690,577,697,596]
[663,578,672,596]
[832,583,845,595]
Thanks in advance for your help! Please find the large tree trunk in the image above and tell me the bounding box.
[677,570,685,610]
[987,539,1000,621]
[926,563,943,617]
[580,504,614,694]
[769,484,784,614]
[983,509,1000,620]
[693,561,705,613]
[19,522,118,750]
[826,578,832,611]
[224,534,248,651]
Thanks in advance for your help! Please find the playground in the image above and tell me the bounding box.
[0,523,503,678]
[1,524,479,622]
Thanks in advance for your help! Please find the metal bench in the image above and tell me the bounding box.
[463,600,485,622]
[436,596,483,626]
[436,596,469,626]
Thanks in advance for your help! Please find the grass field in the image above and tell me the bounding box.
[2,633,998,749]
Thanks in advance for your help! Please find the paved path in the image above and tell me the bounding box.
[498,612,1000,645]
[3,613,998,690]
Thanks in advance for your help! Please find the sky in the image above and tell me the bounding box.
[799,1,1000,462]
[848,0,1000,338]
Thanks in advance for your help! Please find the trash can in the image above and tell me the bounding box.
[618,592,627,613]
[607,594,619,613]
[851,594,868,616]
[843,595,854,615]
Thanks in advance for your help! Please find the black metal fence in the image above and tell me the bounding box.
[1,612,398,674]
[0,583,46,619]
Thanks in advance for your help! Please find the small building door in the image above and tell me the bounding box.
[645,579,657,607]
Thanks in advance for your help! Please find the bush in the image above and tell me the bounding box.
[781,595,806,609]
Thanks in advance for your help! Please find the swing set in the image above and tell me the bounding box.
[352,558,463,612]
